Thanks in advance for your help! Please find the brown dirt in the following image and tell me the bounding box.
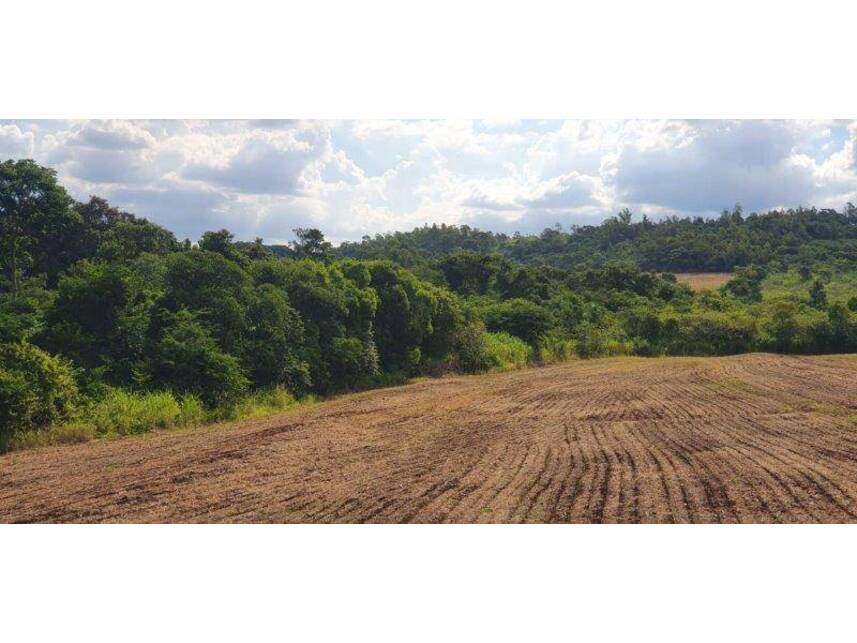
[2,353,857,523]
[673,272,733,290]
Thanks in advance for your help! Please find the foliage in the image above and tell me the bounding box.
[337,204,857,273]
[0,160,78,291]
[0,342,79,450]
[5,161,857,453]
[147,310,249,407]
[481,332,532,371]
[481,298,554,345]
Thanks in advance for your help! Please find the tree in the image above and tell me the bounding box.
[0,160,78,292]
[0,342,79,451]
[482,298,555,346]
[242,237,273,261]
[808,279,828,310]
[198,228,248,265]
[366,261,440,372]
[148,310,249,408]
[97,219,180,262]
[240,284,310,392]
[724,266,765,302]
[291,228,331,261]
[39,261,154,385]
[157,250,253,352]
[436,252,503,295]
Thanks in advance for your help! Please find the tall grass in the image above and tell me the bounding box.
[483,332,531,372]
[6,387,309,452]
[536,334,577,364]
[90,389,182,436]
[208,387,307,422]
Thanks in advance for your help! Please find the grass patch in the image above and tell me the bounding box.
[8,423,96,451]
[209,387,310,422]
[762,269,857,306]
[7,386,314,453]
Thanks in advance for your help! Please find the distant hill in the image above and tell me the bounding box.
[334,205,857,272]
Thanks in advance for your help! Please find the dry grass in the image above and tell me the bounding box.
[2,353,857,523]
[673,272,733,290]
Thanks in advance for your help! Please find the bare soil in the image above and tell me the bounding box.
[2,353,857,523]
[673,272,733,290]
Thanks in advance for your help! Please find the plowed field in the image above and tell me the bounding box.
[2,353,857,523]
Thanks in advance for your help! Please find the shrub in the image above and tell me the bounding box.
[482,298,555,346]
[574,326,632,358]
[328,336,373,388]
[537,333,577,364]
[482,332,531,372]
[0,342,79,451]
[660,310,757,355]
[453,321,492,373]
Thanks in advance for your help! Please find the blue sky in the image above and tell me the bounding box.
[2,119,856,244]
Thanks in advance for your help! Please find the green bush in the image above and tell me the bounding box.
[537,333,577,364]
[482,298,554,346]
[0,342,79,451]
[452,321,493,373]
[482,332,531,372]
[574,326,632,358]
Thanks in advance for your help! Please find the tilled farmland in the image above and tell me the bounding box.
[2,353,857,523]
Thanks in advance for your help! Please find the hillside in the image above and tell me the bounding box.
[336,205,857,272]
[3,353,857,523]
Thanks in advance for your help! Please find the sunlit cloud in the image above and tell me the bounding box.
[2,119,856,243]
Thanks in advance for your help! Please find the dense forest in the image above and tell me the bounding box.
[3,159,857,452]
[337,204,857,273]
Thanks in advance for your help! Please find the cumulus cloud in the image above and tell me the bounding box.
[518,172,601,209]
[183,129,327,195]
[1,118,856,243]
[609,121,820,213]
[108,180,232,240]
[0,124,35,158]
[71,120,156,150]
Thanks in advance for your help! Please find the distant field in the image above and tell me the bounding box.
[3,353,857,524]
[762,270,857,306]
[673,272,733,290]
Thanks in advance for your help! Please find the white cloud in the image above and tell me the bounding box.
[1,118,856,243]
[182,127,327,195]
[71,120,156,150]
[0,124,35,158]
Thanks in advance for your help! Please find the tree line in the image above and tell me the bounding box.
[3,159,857,451]
[337,204,857,273]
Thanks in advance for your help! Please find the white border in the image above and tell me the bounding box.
[4,0,856,118]
[2,525,856,642]
[3,2,857,640]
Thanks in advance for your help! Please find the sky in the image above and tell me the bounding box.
[1,119,856,244]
